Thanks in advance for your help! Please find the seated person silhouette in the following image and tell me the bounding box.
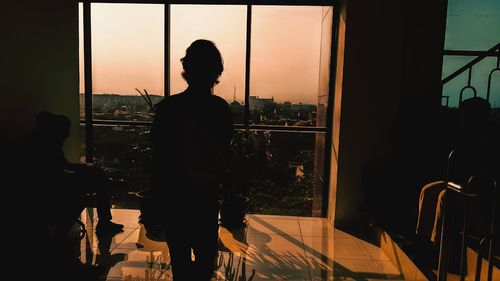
[31,111,124,236]
[416,97,499,269]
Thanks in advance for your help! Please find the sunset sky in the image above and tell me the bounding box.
[80,4,327,104]
[79,1,500,108]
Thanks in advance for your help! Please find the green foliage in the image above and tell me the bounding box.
[135,88,156,113]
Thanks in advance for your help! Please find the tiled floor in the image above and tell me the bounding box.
[70,209,403,280]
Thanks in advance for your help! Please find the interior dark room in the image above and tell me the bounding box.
[2,0,499,280]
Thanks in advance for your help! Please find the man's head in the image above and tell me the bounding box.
[181,39,224,89]
[458,97,491,139]
[35,111,71,144]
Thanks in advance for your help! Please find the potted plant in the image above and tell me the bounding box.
[219,130,256,229]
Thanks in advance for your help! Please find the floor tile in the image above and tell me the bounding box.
[106,209,141,229]
[299,219,334,237]
[64,210,409,281]
[108,247,171,280]
[248,214,299,220]
[374,260,402,278]
[332,237,372,260]
[307,256,335,281]
[302,235,334,260]
[218,252,311,281]
[246,233,305,256]
[84,227,138,252]
[331,258,394,281]
[247,216,301,236]
[361,240,391,261]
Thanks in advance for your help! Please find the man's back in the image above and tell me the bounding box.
[151,91,233,195]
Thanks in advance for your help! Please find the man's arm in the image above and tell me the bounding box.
[62,157,86,172]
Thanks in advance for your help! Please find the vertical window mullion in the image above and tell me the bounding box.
[322,6,340,217]
[83,1,93,164]
[244,4,252,130]
[165,2,170,97]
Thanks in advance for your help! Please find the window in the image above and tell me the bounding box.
[80,1,336,216]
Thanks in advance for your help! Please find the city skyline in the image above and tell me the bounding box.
[80,92,318,107]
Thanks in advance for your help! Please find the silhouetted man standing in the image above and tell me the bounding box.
[151,39,233,281]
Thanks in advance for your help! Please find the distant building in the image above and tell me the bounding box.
[249,96,275,111]
[291,103,316,112]
[282,101,292,111]
[229,99,244,124]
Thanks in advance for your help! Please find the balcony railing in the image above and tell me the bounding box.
[80,121,325,216]
[441,43,500,107]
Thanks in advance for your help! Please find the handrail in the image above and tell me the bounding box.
[442,43,500,85]
[80,119,327,133]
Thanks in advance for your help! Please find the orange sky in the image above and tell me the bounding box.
[80,4,330,104]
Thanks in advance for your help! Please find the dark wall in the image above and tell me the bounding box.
[1,2,80,272]
[334,0,448,229]
[2,1,80,162]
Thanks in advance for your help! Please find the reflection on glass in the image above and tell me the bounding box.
[250,6,328,127]
[444,0,500,51]
[442,56,500,107]
[91,3,164,121]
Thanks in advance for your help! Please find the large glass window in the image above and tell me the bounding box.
[80,2,335,217]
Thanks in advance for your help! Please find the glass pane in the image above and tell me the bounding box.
[441,55,476,79]
[444,0,500,50]
[91,3,164,121]
[93,124,152,208]
[442,56,500,108]
[250,6,331,127]
[170,5,247,124]
[317,7,333,129]
[79,123,86,164]
[241,130,325,216]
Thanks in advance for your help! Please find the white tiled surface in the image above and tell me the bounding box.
[66,209,403,280]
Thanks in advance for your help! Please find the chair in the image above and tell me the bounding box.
[437,175,497,281]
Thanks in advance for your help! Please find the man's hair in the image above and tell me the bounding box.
[35,111,71,141]
[181,39,224,86]
[459,97,491,127]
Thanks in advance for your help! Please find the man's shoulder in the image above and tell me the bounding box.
[155,93,187,110]
[209,94,230,108]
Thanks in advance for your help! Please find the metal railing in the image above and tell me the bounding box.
[441,43,500,105]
